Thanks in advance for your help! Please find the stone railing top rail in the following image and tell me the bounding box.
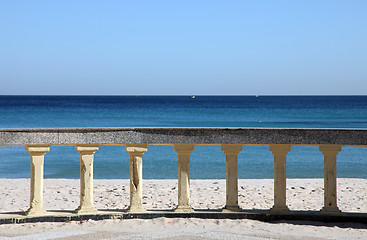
[0,128,366,146]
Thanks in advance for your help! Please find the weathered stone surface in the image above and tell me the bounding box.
[75,145,99,214]
[125,145,148,213]
[0,128,366,146]
[25,146,50,216]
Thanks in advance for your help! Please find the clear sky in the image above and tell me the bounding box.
[1,1,366,95]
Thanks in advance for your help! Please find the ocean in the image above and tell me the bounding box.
[0,95,366,179]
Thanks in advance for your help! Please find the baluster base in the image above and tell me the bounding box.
[320,207,341,215]
[25,208,47,216]
[174,206,194,213]
[75,207,98,215]
[127,207,147,213]
[222,205,242,212]
[270,206,290,214]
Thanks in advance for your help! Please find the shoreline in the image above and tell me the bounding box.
[1,178,366,213]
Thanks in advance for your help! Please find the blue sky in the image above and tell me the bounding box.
[1,1,366,95]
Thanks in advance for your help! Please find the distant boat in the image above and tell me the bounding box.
[191,95,195,99]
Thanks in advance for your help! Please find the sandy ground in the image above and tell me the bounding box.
[0,178,366,239]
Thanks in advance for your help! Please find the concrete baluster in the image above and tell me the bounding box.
[25,145,50,216]
[125,144,148,213]
[75,145,99,214]
[319,145,341,214]
[221,144,243,212]
[174,144,195,212]
[269,144,291,213]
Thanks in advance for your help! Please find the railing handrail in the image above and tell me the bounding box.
[1,127,367,146]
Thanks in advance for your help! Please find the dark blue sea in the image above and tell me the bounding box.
[0,95,366,179]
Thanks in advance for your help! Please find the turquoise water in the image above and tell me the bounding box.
[0,96,366,179]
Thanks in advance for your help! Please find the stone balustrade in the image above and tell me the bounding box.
[0,128,366,222]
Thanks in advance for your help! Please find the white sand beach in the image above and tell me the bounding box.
[0,178,367,239]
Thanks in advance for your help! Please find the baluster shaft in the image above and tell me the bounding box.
[221,144,242,212]
[319,145,341,214]
[126,144,148,213]
[174,144,194,212]
[25,146,50,216]
[270,144,291,213]
[75,145,99,214]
